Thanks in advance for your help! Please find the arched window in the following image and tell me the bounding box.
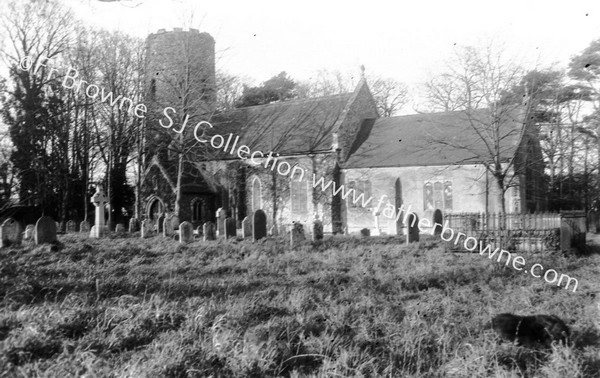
[291,179,308,214]
[252,177,262,212]
[424,181,453,211]
[191,198,203,222]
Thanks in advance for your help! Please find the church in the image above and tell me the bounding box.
[140,29,546,235]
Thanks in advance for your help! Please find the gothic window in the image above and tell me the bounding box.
[443,181,453,211]
[424,182,434,211]
[424,181,453,211]
[433,181,443,210]
[291,179,308,214]
[191,198,202,222]
[252,177,262,212]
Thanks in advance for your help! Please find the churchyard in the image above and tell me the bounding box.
[0,218,599,377]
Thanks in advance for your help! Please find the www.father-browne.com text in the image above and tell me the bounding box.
[20,56,579,292]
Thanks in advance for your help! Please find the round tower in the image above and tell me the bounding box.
[145,28,216,118]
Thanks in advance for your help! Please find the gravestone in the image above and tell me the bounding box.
[170,216,180,232]
[252,209,267,240]
[163,217,174,237]
[408,213,420,243]
[203,221,216,241]
[270,224,279,237]
[66,220,77,233]
[216,208,226,238]
[35,216,57,244]
[179,221,193,243]
[225,218,236,239]
[128,218,138,233]
[157,214,165,233]
[141,220,151,238]
[290,222,305,248]
[115,224,125,233]
[279,225,289,240]
[433,209,443,235]
[312,220,323,241]
[1,218,22,247]
[58,221,66,234]
[80,221,90,234]
[90,184,108,238]
[360,228,370,238]
[242,217,252,238]
[24,224,35,241]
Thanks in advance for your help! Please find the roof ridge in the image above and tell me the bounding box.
[232,92,353,111]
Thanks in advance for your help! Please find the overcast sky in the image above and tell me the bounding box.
[62,0,600,85]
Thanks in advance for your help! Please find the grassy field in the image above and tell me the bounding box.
[0,232,599,377]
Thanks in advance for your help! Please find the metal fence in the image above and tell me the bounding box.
[443,211,585,253]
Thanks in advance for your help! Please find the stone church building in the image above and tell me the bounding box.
[140,29,545,235]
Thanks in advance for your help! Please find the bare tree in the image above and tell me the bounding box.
[370,77,409,117]
[423,43,528,216]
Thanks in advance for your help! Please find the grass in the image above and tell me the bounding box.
[0,232,599,377]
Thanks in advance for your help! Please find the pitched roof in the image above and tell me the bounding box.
[343,108,527,169]
[209,92,353,155]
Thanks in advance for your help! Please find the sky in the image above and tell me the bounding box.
[61,1,600,80]
[5,0,600,109]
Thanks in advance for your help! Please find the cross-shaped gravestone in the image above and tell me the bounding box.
[91,185,107,238]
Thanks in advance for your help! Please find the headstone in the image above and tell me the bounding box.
[80,221,90,234]
[35,216,57,245]
[279,225,289,240]
[91,184,108,238]
[290,222,305,248]
[128,218,138,233]
[163,217,174,237]
[115,224,125,233]
[408,213,420,243]
[252,209,267,240]
[58,221,66,234]
[360,228,370,238]
[141,220,152,238]
[24,224,35,241]
[270,224,279,237]
[203,221,216,241]
[1,218,22,247]
[312,220,323,241]
[179,221,193,243]
[157,214,165,233]
[89,225,96,237]
[225,218,236,239]
[242,216,252,238]
[433,210,443,235]
[66,220,76,233]
[216,208,226,238]
[170,216,180,232]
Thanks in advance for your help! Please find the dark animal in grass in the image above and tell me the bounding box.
[489,313,570,347]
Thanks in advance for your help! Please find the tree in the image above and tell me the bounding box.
[298,69,409,116]
[216,70,244,111]
[236,71,297,107]
[0,0,75,216]
[370,77,409,117]
[568,38,600,211]
[423,43,528,216]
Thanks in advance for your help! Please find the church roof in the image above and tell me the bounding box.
[344,108,527,168]
[210,92,354,155]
